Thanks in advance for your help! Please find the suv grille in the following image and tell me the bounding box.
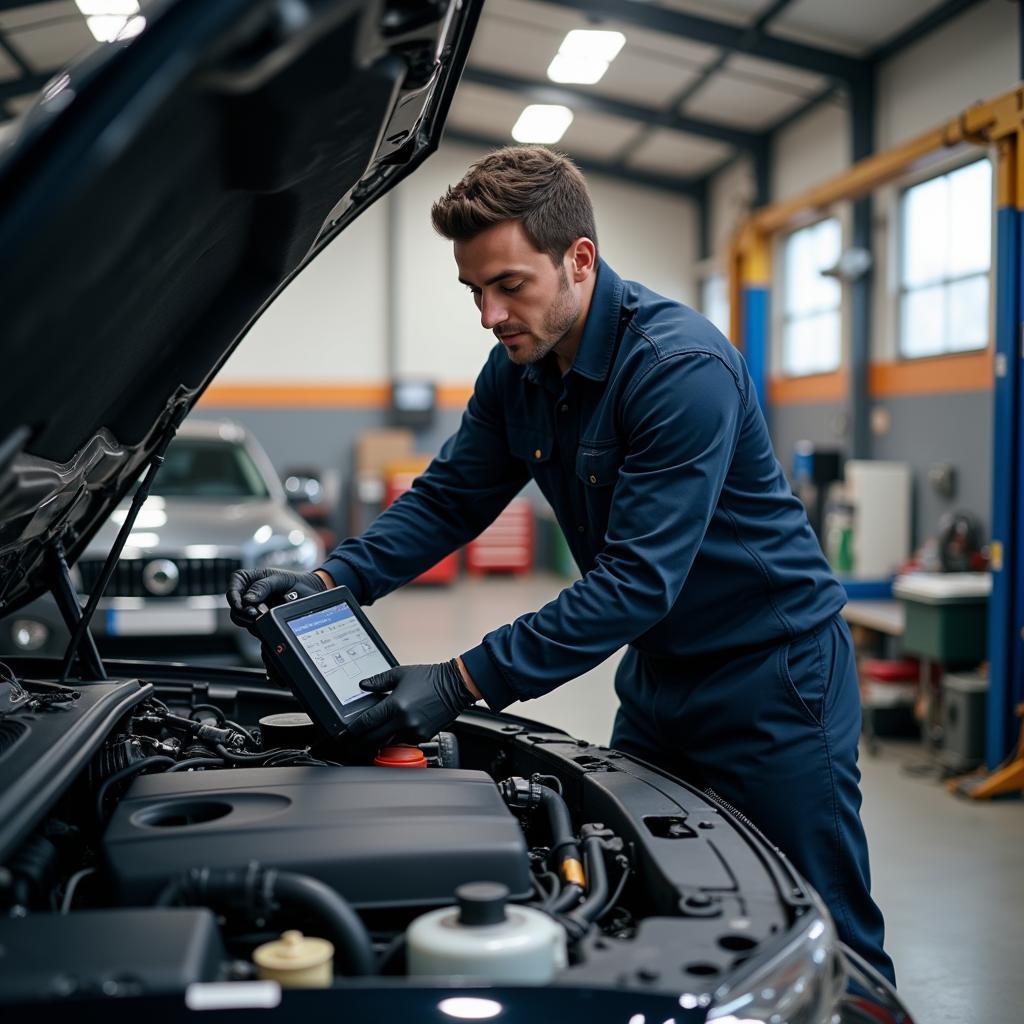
[77,558,242,598]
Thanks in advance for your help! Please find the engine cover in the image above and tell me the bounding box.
[103,766,531,908]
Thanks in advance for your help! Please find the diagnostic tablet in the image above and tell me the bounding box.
[254,586,396,736]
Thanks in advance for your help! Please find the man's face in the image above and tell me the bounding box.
[455,220,582,366]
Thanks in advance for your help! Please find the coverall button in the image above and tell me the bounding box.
[560,404,568,413]
[589,474,598,484]
[534,449,542,459]
[577,525,585,533]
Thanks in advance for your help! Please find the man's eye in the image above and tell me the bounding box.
[502,282,524,294]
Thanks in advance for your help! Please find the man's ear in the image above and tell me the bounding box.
[567,237,597,282]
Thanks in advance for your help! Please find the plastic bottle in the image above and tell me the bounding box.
[406,882,566,982]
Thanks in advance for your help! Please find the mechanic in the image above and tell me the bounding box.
[227,145,895,984]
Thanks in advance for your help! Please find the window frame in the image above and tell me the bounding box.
[699,271,730,338]
[772,212,847,379]
[893,154,995,362]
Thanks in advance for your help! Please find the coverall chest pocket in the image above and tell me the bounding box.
[576,442,624,526]
[509,427,554,482]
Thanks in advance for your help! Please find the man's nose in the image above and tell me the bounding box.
[479,293,508,330]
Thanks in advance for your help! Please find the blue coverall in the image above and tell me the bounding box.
[321,259,895,983]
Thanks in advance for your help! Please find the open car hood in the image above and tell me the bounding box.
[0,0,480,617]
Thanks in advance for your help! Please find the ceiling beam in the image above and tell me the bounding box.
[444,126,702,199]
[533,0,868,83]
[463,66,752,150]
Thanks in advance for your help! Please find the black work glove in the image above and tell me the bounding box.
[226,568,327,629]
[346,660,476,745]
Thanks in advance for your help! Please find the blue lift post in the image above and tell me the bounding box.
[738,229,770,417]
[986,135,1022,770]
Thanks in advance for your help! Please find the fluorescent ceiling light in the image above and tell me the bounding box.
[75,0,139,16]
[119,15,146,39]
[547,53,607,85]
[546,29,625,86]
[85,15,129,41]
[559,29,626,62]
[511,105,574,144]
[76,0,140,42]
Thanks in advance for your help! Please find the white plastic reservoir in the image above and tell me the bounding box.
[406,882,567,982]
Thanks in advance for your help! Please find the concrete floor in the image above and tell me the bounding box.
[369,572,1024,1024]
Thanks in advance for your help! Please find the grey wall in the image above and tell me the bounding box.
[768,390,993,549]
[768,401,849,477]
[869,391,993,544]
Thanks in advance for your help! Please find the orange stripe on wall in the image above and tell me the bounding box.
[868,351,993,397]
[768,350,993,405]
[198,382,475,409]
[769,372,847,405]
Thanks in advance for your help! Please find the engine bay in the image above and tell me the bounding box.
[0,667,821,1008]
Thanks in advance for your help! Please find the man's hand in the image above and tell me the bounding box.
[346,660,477,745]
[225,568,328,629]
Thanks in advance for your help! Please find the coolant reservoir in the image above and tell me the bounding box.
[406,882,566,982]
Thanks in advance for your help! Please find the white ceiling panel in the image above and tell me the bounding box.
[589,45,703,108]
[483,0,599,36]
[0,2,79,32]
[771,0,942,56]
[447,82,535,140]
[657,0,779,25]
[11,18,95,73]
[481,0,721,68]
[722,52,828,93]
[558,110,648,161]
[683,69,813,130]
[626,128,732,177]
[6,93,37,115]
[0,46,21,83]
[466,12,562,80]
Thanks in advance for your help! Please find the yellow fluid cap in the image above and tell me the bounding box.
[253,930,334,988]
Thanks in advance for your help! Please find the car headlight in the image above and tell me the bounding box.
[257,537,321,571]
[705,902,846,1024]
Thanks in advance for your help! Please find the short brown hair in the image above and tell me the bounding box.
[431,145,597,263]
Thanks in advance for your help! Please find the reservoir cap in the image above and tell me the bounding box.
[456,882,509,926]
[374,744,428,768]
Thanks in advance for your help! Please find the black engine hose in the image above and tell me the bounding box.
[167,757,226,773]
[95,755,176,824]
[566,836,609,927]
[155,864,374,976]
[547,881,585,914]
[538,787,585,889]
[271,871,374,976]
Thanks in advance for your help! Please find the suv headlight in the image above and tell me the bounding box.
[257,537,321,571]
[706,902,846,1024]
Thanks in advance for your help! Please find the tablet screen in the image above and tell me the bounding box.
[286,602,392,706]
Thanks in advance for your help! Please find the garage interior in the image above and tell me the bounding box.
[1,1,1022,1021]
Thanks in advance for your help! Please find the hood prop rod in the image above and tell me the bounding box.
[59,424,180,683]
[49,537,106,681]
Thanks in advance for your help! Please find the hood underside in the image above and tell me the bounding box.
[0,0,480,617]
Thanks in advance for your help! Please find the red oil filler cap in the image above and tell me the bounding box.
[375,744,428,768]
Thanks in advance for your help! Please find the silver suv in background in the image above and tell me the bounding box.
[1,418,324,664]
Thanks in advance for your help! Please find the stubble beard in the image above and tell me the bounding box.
[503,266,579,366]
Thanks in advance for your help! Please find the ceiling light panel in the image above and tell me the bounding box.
[558,29,625,62]
[75,0,139,15]
[547,28,624,85]
[511,104,574,144]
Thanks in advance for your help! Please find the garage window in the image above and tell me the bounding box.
[701,273,729,337]
[781,217,842,376]
[899,159,992,358]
